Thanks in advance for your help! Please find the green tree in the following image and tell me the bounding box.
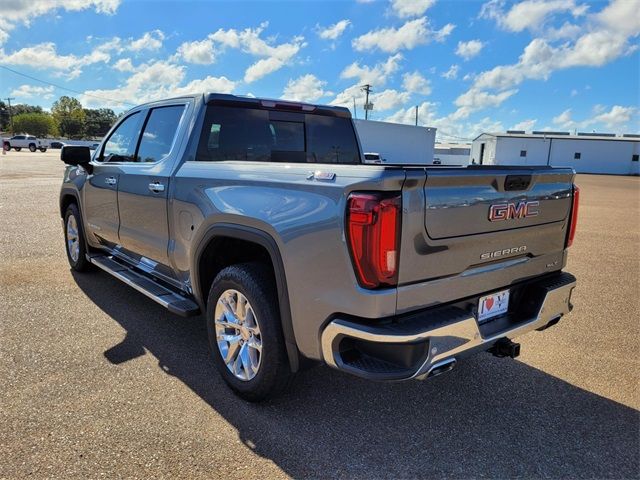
[0,102,43,133]
[84,108,117,138]
[51,96,85,139]
[12,113,58,137]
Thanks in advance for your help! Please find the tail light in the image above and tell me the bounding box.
[346,192,401,288]
[566,185,580,247]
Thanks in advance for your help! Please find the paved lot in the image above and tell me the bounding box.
[1,150,638,479]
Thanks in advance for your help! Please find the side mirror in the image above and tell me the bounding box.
[61,146,92,170]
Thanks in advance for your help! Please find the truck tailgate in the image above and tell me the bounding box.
[396,166,575,312]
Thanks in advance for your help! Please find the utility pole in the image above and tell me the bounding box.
[361,84,373,120]
[5,97,15,134]
[415,105,418,126]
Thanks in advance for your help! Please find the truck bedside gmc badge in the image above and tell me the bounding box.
[489,200,539,221]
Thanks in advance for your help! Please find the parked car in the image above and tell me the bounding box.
[59,93,579,401]
[3,135,49,152]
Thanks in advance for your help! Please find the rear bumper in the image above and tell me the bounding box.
[320,272,576,381]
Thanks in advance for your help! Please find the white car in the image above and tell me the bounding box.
[3,135,50,152]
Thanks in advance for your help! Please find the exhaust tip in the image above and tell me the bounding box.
[427,358,457,378]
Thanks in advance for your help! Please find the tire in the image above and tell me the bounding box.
[39,148,47,152]
[206,263,293,402]
[63,204,90,272]
[14,147,21,152]
[29,144,36,152]
[3,142,9,151]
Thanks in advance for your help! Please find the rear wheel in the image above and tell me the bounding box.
[14,147,21,152]
[206,263,292,402]
[29,144,36,152]
[64,204,90,272]
[39,148,47,152]
[3,142,9,151]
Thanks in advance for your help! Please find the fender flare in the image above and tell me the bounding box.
[192,223,300,372]
[60,187,80,217]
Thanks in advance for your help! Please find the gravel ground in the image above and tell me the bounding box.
[1,150,638,479]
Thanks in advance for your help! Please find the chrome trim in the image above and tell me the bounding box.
[321,275,576,381]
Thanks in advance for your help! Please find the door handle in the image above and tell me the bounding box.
[148,182,165,193]
[105,176,117,186]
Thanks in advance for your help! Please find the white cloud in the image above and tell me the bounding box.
[456,40,484,60]
[340,53,403,86]
[390,0,436,18]
[210,23,306,83]
[113,58,135,72]
[553,109,576,129]
[570,88,578,97]
[510,119,537,131]
[317,20,351,40]
[128,30,164,52]
[282,74,329,102]
[441,64,459,80]
[176,38,215,64]
[369,89,411,111]
[80,60,236,108]
[0,42,111,79]
[352,17,454,53]
[452,87,518,119]
[454,0,640,118]
[480,0,588,33]
[0,0,120,46]
[402,71,431,95]
[553,105,638,131]
[10,84,55,100]
[593,105,637,129]
[384,101,505,140]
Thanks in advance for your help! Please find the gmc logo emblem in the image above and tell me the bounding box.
[489,201,539,221]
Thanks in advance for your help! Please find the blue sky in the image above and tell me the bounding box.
[1,0,638,140]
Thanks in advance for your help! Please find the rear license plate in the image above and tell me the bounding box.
[478,289,510,323]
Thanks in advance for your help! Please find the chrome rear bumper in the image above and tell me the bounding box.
[321,272,576,381]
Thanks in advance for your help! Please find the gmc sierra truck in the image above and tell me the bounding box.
[4,135,49,152]
[59,94,578,401]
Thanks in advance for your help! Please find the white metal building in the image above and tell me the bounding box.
[433,142,471,166]
[354,119,436,165]
[471,131,640,175]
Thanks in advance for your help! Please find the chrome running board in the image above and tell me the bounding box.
[89,255,200,317]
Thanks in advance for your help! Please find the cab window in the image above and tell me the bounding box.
[101,112,143,162]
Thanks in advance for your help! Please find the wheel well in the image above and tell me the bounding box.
[198,236,275,305]
[60,194,77,218]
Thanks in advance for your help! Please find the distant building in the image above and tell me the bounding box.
[471,131,640,175]
[433,142,471,165]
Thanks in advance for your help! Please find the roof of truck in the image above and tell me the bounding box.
[131,93,353,118]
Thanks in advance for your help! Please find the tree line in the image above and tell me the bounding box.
[0,96,121,139]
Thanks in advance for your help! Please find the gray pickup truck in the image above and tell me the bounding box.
[59,93,578,401]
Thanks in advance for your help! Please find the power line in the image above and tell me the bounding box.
[0,64,135,107]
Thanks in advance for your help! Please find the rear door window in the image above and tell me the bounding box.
[136,105,185,163]
[196,106,359,164]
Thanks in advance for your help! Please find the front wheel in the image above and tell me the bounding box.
[64,204,90,272]
[206,263,293,402]
[29,144,36,152]
[14,147,21,152]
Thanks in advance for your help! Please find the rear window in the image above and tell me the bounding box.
[195,106,359,164]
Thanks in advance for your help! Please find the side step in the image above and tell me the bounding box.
[89,255,200,317]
